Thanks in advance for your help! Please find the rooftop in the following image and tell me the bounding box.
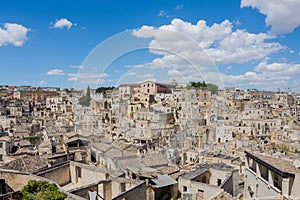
[1,155,48,172]
[151,174,177,188]
[156,164,180,175]
[141,153,169,168]
[180,163,235,180]
[245,151,300,175]
[92,142,112,152]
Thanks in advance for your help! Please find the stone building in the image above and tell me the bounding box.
[13,88,59,103]
[244,151,300,199]
[178,163,239,200]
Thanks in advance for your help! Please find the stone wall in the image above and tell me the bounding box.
[112,182,148,200]
[36,163,71,186]
[70,182,99,199]
[178,176,222,200]
[0,169,30,191]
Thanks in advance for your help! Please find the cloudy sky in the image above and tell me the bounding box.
[1,0,300,91]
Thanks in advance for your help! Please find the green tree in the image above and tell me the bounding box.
[189,82,218,94]
[86,85,91,97]
[190,81,207,88]
[21,180,67,200]
[206,83,219,94]
[95,86,115,93]
[78,96,91,106]
[78,86,92,107]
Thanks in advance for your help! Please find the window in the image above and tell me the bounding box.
[76,166,81,179]
[198,189,204,198]
[183,186,187,192]
[0,143,3,148]
[274,173,281,190]
[249,158,256,172]
[217,179,222,186]
[120,183,126,192]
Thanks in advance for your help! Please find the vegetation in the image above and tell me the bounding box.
[206,83,219,94]
[23,136,40,145]
[21,180,67,200]
[189,81,219,94]
[190,81,207,88]
[78,86,91,107]
[95,86,115,94]
[23,136,39,142]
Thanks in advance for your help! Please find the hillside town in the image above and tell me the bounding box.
[0,80,299,200]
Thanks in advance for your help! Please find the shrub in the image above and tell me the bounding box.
[21,180,67,200]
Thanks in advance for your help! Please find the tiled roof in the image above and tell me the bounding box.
[2,155,48,172]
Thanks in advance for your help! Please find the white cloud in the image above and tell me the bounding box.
[137,73,154,79]
[39,80,47,86]
[67,72,108,81]
[68,76,77,81]
[161,60,300,91]
[225,65,232,71]
[255,61,300,76]
[124,64,148,69]
[46,69,64,75]
[241,0,300,34]
[133,18,283,66]
[166,68,224,88]
[124,71,155,79]
[69,65,84,69]
[126,72,137,76]
[0,23,30,46]
[175,4,184,10]
[81,79,105,85]
[158,10,167,17]
[233,20,241,26]
[53,18,73,29]
[130,18,300,90]
[223,61,300,89]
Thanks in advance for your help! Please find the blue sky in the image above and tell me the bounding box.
[1,0,300,91]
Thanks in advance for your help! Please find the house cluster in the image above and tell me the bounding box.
[0,81,299,200]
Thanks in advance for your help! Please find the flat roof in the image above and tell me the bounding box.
[151,174,177,188]
[245,151,300,176]
[180,168,208,180]
[180,163,235,180]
